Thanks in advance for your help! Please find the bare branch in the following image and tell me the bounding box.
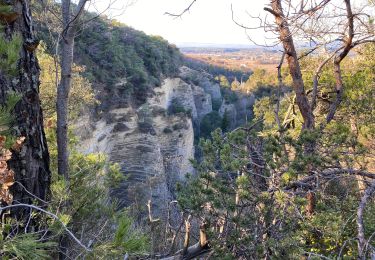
[165,0,198,18]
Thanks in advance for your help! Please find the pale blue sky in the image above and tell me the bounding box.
[90,0,269,46]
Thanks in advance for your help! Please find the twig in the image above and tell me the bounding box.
[165,0,197,18]
[0,204,92,252]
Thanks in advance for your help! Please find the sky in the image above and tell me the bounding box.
[89,0,269,46]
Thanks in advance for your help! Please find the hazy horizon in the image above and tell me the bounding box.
[91,0,270,46]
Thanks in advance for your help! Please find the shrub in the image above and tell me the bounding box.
[112,122,129,132]
[168,98,192,117]
[173,122,188,131]
[163,127,173,134]
[138,121,156,135]
[0,33,22,76]
[200,111,223,138]
[212,99,222,111]
[168,98,186,114]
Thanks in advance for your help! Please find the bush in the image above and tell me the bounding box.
[138,121,156,135]
[212,99,222,111]
[222,88,238,104]
[112,122,129,132]
[43,124,149,258]
[152,106,167,117]
[168,98,187,115]
[173,122,188,131]
[200,111,223,138]
[168,98,193,117]
[163,127,173,134]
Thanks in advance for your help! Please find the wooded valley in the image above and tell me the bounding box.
[0,0,375,259]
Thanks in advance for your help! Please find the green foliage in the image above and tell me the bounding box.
[0,33,22,76]
[0,92,21,148]
[88,214,149,258]
[178,123,373,258]
[33,2,182,108]
[113,215,149,252]
[43,121,149,258]
[243,68,289,98]
[221,88,238,104]
[0,5,12,14]
[221,110,230,132]
[38,45,97,120]
[178,44,375,257]
[200,111,223,138]
[212,98,222,111]
[73,18,182,106]
[168,98,192,117]
[218,75,230,88]
[0,92,20,130]
[184,57,250,83]
[0,233,56,260]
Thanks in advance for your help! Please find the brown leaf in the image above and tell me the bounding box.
[0,136,6,148]
[12,136,25,152]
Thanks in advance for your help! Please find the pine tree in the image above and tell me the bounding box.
[0,0,50,223]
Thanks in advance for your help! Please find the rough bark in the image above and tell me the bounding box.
[0,0,50,221]
[267,0,317,216]
[267,0,314,130]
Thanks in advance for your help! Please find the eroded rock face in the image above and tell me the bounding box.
[179,66,222,102]
[75,69,253,220]
[192,85,212,122]
[219,102,237,130]
[234,94,255,126]
[76,78,196,218]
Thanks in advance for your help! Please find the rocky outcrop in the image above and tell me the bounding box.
[180,66,222,102]
[75,78,197,218]
[219,102,237,130]
[75,68,254,219]
[192,85,212,122]
[234,94,255,126]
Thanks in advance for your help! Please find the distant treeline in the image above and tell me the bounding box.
[183,56,252,83]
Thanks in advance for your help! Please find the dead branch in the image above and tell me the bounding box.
[165,0,198,18]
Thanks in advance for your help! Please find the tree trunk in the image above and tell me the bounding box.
[267,0,317,216]
[57,0,87,180]
[56,0,75,180]
[268,0,315,130]
[0,0,50,221]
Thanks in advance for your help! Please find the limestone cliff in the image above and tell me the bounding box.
[75,67,253,219]
[76,77,204,218]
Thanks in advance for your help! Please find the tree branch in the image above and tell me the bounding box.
[357,180,375,259]
[165,0,197,18]
[0,203,92,252]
